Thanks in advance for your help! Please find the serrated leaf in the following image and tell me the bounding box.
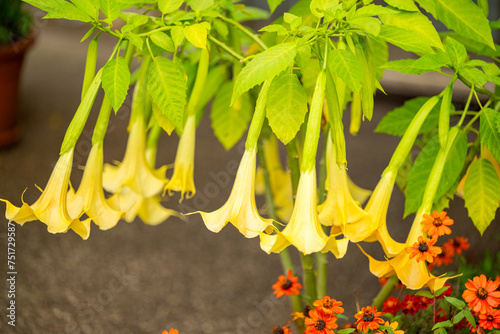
[187,0,213,11]
[383,59,436,75]
[384,0,418,11]
[232,42,297,105]
[100,0,120,21]
[435,0,494,49]
[460,67,488,86]
[211,82,252,150]
[295,43,311,73]
[266,71,308,145]
[184,23,207,49]
[376,97,443,136]
[380,11,443,50]
[102,57,130,112]
[464,158,500,235]
[24,0,65,12]
[378,25,433,55]
[404,130,467,217]
[267,0,285,13]
[150,32,175,53]
[259,24,288,36]
[171,26,184,48]
[71,0,98,18]
[444,37,468,69]
[148,57,187,131]
[43,1,93,22]
[349,16,381,36]
[480,108,500,163]
[441,32,500,58]
[153,103,176,135]
[126,33,143,50]
[328,48,363,93]
[413,52,450,69]
[158,0,183,13]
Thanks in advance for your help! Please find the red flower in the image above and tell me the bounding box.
[418,295,434,309]
[382,297,400,315]
[312,296,344,314]
[462,274,500,314]
[400,295,423,315]
[354,305,384,332]
[443,236,470,256]
[272,270,302,298]
[421,211,454,238]
[479,308,500,330]
[305,308,338,333]
[405,235,442,263]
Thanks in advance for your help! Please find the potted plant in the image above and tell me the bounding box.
[0,0,34,147]
[3,0,500,332]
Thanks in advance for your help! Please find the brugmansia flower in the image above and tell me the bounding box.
[305,307,338,333]
[354,305,384,332]
[260,169,349,256]
[103,117,167,198]
[67,144,123,230]
[318,139,369,235]
[164,114,196,201]
[421,210,454,238]
[462,274,500,314]
[255,136,293,221]
[198,147,273,238]
[272,269,302,298]
[2,148,91,239]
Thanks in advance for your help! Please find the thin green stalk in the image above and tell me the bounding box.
[245,81,271,150]
[301,253,317,305]
[316,133,329,299]
[207,35,245,62]
[218,16,268,50]
[372,275,399,309]
[187,48,209,117]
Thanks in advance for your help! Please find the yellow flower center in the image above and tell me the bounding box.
[476,287,488,299]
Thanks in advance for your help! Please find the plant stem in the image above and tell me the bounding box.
[316,133,329,299]
[372,274,399,309]
[217,16,268,50]
[207,35,246,62]
[245,81,271,150]
[301,252,317,305]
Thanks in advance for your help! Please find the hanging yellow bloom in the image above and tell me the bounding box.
[255,136,293,221]
[318,139,369,233]
[103,117,167,198]
[67,144,123,230]
[260,169,349,257]
[347,173,372,205]
[197,147,274,238]
[2,148,91,239]
[164,113,196,201]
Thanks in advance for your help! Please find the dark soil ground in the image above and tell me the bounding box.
[0,19,499,334]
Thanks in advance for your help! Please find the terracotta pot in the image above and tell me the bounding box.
[0,33,35,148]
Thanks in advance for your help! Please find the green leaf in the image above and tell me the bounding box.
[375,97,444,136]
[444,37,467,69]
[295,43,311,74]
[211,82,252,150]
[328,48,363,93]
[463,159,500,235]
[102,57,130,112]
[71,0,98,19]
[444,296,466,308]
[153,103,176,135]
[267,0,286,13]
[480,108,500,163]
[355,41,375,121]
[384,0,418,11]
[355,4,399,16]
[100,0,120,21]
[434,0,494,49]
[413,52,450,70]
[380,11,443,50]
[232,42,297,105]
[158,0,183,13]
[259,24,288,36]
[404,130,467,217]
[196,66,228,126]
[148,57,187,131]
[378,25,433,55]
[441,33,500,58]
[432,320,453,329]
[383,59,437,75]
[416,290,435,298]
[126,33,143,50]
[452,311,465,324]
[184,23,207,49]
[171,26,184,48]
[266,71,308,145]
[150,32,175,53]
[460,67,488,86]
[187,0,213,11]
[349,16,381,36]
[43,1,93,22]
[414,0,436,16]
[24,0,65,12]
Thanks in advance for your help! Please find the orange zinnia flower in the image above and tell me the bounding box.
[273,323,293,334]
[432,246,454,267]
[462,275,500,314]
[272,270,302,298]
[162,330,178,334]
[443,236,470,256]
[354,305,384,332]
[312,296,344,314]
[305,308,338,333]
[479,308,500,330]
[405,235,442,263]
[421,210,454,237]
[292,305,312,320]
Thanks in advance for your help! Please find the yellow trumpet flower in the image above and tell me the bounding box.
[255,136,293,221]
[67,144,123,230]
[318,139,369,233]
[2,148,91,239]
[164,113,196,201]
[103,117,167,198]
[260,169,349,256]
[198,147,274,238]
[347,173,372,205]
